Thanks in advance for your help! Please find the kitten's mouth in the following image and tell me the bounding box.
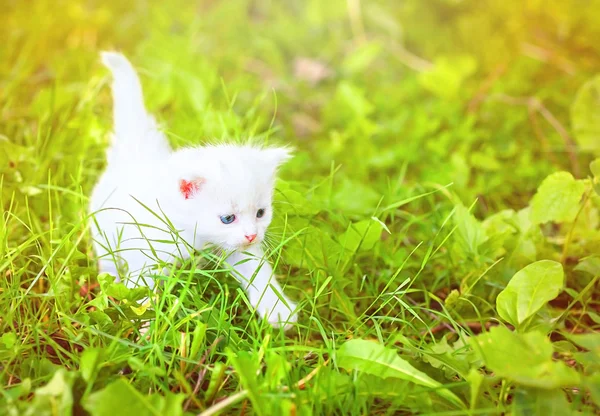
[239,238,262,249]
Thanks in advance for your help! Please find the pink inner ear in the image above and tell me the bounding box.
[179,179,202,200]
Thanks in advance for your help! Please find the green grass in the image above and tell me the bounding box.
[2,0,600,415]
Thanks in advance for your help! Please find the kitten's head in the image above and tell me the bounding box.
[165,144,291,251]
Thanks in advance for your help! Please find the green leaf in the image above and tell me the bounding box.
[227,350,263,416]
[452,204,488,256]
[336,339,465,408]
[265,351,291,389]
[339,219,384,252]
[204,362,227,404]
[530,172,586,224]
[512,388,571,415]
[496,260,564,327]
[129,303,148,316]
[24,370,76,416]
[421,336,471,379]
[285,225,345,269]
[1,332,17,348]
[87,310,113,329]
[444,289,461,309]
[466,369,484,411]
[83,379,184,416]
[574,256,600,276]
[3,378,32,402]
[332,178,381,214]
[97,272,149,302]
[188,323,207,361]
[470,327,580,389]
[586,374,600,407]
[127,357,166,377]
[564,333,600,355]
[276,181,321,216]
[571,75,600,154]
[80,348,103,383]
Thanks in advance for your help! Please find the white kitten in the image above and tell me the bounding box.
[89,52,298,328]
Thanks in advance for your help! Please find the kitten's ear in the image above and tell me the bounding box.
[262,147,293,171]
[179,177,205,200]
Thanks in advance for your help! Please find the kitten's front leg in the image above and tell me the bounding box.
[226,245,297,328]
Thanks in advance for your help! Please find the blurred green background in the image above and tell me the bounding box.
[3,0,599,209]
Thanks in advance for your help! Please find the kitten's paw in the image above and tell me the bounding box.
[260,300,298,330]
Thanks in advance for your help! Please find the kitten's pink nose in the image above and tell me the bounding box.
[245,234,257,243]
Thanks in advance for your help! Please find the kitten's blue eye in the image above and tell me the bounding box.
[256,209,265,218]
[220,214,236,224]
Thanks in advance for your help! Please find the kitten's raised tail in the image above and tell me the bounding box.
[101,51,170,161]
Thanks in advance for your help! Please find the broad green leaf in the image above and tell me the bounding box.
[129,303,148,316]
[107,284,148,302]
[97,272,149,302]
[530,172,586,224]
[227,350,263,416]
[470,327,580,389]
[204,362,227,404]
[312,369,454,413]
[586,374,600,407]
[20,357,62,381]
[496,260,564,327]
[80,348,103,383]
[571,75,600,154]
[421,336,471,379]
[284,223,344,269]
[1,332,17,348]
[276,181,321,216]
[24,370,76,416]
[453,204,488,256]
[466,369,484,411]
[481,208,540,269]
[127,356,167,377]
[3,378,31,402]
[87,310,113,329]
[444,289,461,309]
[310,368,353,401]
[83,378,184,416]
[336,339,465,408]
[332,178,381,214]
[188,323,207,361]
[512,388,571,415]
[588,311,600,324]
[574,256,600,276]
[265,351,291,389]
[573,351,600,374]
[564,333,600,355]
[340,219,384,252]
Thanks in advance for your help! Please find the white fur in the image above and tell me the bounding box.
[90,52,297,328]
